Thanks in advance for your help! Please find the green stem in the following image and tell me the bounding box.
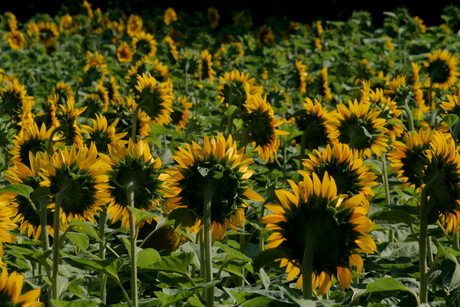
[420,170,442,304]
[51,185,70,300]
[380,152,393,242]
[302,229,315,300]
[99,206,108,305]
[131,105,140,142]
[203,183,214,307]
[127,182,138,307]
[401,98,415,132]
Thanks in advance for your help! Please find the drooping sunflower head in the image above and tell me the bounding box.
[170,95,193,131]
[100,138,167,228]
[328,99,389,159]
[242,95,289,163]
[387,128,434,189]
[262,172,376,294]
[164,134,264,241]
[289,97,333,150]
[199,49,216,84]
[301,142,378,200]
[134,73,174,126]
[424,49,459,90]
[39,143,112,229]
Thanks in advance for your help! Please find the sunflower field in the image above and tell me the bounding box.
[1,2,460,306]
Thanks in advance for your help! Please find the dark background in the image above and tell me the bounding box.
[1,0,458,28]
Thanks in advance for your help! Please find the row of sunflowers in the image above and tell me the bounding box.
[1,1,460,306]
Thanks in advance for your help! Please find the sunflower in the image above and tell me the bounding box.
[0,196,18,263]
[328,99,389,159]
[4,12,18,31]
[0,268,43,307]
[421,131,460,229]
[289,97,333,150]
[207,7,219,29]
[3,152,53,242]
[82,0,94,18]
[387,128,434,189]
[361,82,404,142]
[256,24,275,46]
[262,172,376,294]
[55,96,86,147]
[39,143,112,229]
[131,31,157,60]
[34,93,59,131]
[8,122,56,167]
[51,82,75,106]
[4,30,26,50]
[242,95,288,163]
[217,70,256,108]
[199,49,216,84]
[233,10,252,28]
[104,75,121,105]
[126,14,143,37]
[0,79,35,125]
[163,7,178,25]
[125,58,169,91]
[424,49,459,90]
[162,35,179,63]
[82,51,109,84]
[293,59,308,95]
[36,20,59,52]
[81,113,127,153]
[116,41,133,63]
[164,134,264,241]
[301,143,378,200]
[170,95,193,131]
[100,139,167,228]
[134,73,174,126]
[109,96,152,139]
[214,42,245,69]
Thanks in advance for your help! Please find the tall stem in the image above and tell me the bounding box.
[127,182,138,307]
[51,185,69,300]
[380,152,393,242]
[203,183,214,307]
[420,170,441,304]
[38,197,50,252]
[98,207,108,305]
[301,228,315,300]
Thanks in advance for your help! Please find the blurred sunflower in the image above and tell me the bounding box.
[39,143,112,229]
[3,152,52,241]
[170,95,193,131]
[4,30,26,50]
[302,143,378,200]
[288,97,333,150]
[100,139,167,228]
[116,41,133,63]
[424,49,459,90]
[34,93,59,130]
[81,113,127,153]
[242,95,288,163]
[207,7,219,29]
[51,82,75,107]
[199,49,216,84]
[0,268,43,307]
[81,51,109,85]
[164,134,264,241]
[131,31,157,61]
[262,172,376,294]
[164,7,178,25]
[0,196,18,263]
[126,14,143,37]
[134,73,174,126]
[293,59,308,95]
[104,75,121,105]
[328,99,389,159]
[0,79,35,125]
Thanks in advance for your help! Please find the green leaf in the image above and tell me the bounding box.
[127,207,159,225]
[137,248,161,269]
[138,251,194,275]
[214,241,251,262]
[443,114,459,128]
[351,278,419,304]
[62,257,124,283]
[50,300,99,307]
[30,186,52,202]
[154,280,220,306]
[258,268,270,291]
[69,219,99,240]
[0,184,33,198]
[370,209,415,225]
[66,232,89,251]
